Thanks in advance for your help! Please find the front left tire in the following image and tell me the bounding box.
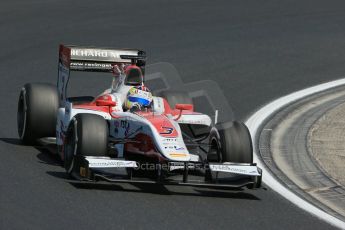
[64,113,108,176]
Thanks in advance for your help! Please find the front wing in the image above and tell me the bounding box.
[73,156,262,189]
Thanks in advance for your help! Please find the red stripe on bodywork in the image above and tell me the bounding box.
[137,112,178,137]
[161,98,201,116]
[125,133,157,156]
[73,103,120,118]
[73,104,110,113]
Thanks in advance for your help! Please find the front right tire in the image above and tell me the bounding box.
[207,121,260,188]
[208,121,253,164]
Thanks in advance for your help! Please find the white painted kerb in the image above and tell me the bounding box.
[245,78,345,229]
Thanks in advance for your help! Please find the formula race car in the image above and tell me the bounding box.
[17,45,262,189]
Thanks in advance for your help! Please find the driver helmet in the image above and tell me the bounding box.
[125,85,153,111]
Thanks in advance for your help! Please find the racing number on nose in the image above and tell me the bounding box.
[160,127,174,135]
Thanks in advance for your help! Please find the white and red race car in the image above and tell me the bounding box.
[17,45,262,189]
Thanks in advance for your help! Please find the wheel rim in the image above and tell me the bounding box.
[17,90,27,139]
[65,125,78,174]
[208,139,222,162]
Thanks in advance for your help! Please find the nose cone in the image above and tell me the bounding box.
[140,112,191,162]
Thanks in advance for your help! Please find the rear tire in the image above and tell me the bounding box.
[64,114,108,176]
[17,83,59,145]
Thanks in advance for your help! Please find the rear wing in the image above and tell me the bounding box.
[59,45,146,72]
[57,44,146,106]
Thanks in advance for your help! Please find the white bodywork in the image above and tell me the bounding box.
[56,71,212,162]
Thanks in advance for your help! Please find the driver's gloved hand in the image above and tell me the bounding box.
[130,104,141,112]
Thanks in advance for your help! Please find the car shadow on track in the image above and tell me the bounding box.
[36,149,62,166]
[68,181,260,200]
[0,137,62,166]
[0,137,261,200]
[0,137,22,145]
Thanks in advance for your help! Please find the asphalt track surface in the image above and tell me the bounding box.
[1,0,345,229]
